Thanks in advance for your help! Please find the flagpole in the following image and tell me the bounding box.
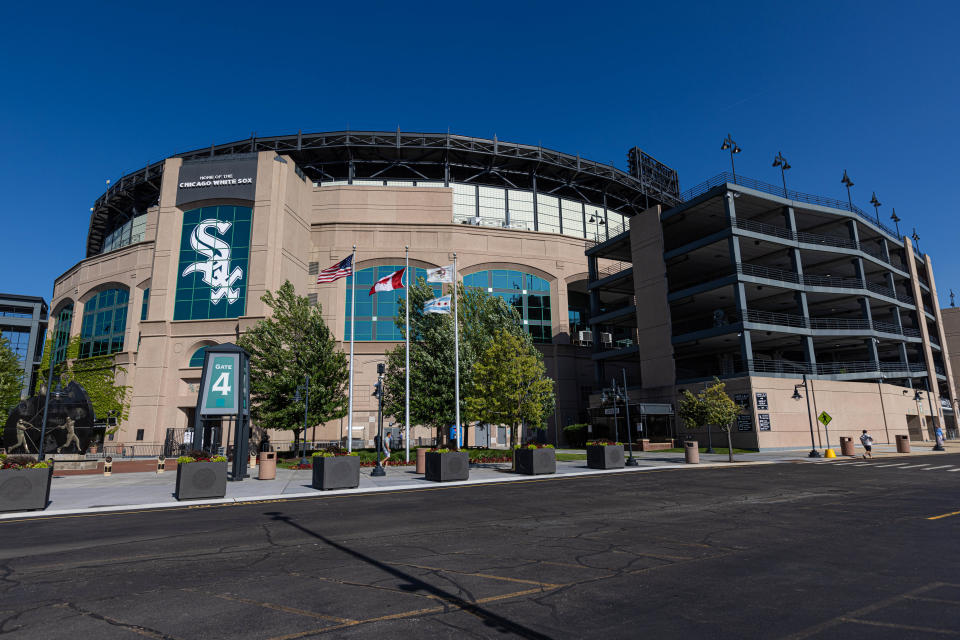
[404,245,410,463]
[453,252,461,449]
[347,245,357,453]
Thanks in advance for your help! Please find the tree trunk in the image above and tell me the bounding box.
[725,426,734,463]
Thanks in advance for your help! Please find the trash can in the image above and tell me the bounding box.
[258,451,277,480]
[684,441,699,464]
[896,434,911,453]
[840,437,855,457]
[416,447,429,474]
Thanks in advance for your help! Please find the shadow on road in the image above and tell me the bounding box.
[263,511,552,639]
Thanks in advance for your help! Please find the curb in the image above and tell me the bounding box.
[0,459,775,521]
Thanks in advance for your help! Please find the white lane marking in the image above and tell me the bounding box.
[897,464,933,469]
[922,465,955,471]
[949,469,960,472]
[874,463,910,467]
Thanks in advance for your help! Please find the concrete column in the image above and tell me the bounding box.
[588,254,603,387]
[794,291,816,369]
[903,241,937,432]
[925,253,958,427]
[740,328,754,370]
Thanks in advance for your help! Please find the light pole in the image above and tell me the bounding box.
[293,373,310,462]
[890,208,901,237]
[721,134,742,183]
[912,228,921,254]
[841,170,854,211]
[371,363,386,476]
[772,151,791,197]
[870,192,882,225]
[914,389,927,443]
[588,215,605,243]
[601,375,638,465]
[793,375,820,458]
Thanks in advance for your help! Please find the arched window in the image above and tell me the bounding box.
[189,346,208,368]
[463,270,552,343]
[52,304,73,365]
[79,288,129,359]
[344,266,443,341]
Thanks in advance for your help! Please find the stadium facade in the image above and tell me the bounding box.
[46,130,954,451]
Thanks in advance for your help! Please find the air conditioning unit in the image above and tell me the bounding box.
[470,217,482,225]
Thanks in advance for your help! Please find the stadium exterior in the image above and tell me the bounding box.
[46,130,954,452]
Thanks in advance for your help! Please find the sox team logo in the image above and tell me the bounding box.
[181,219,243,304]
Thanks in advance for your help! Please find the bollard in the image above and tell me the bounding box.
[825,448,836,458]
[684,441,700,464]
[896,434,911,453]
[157,455,165,473]
[839,437,855,457]
[103,456,113,476]
[416,447,429,474]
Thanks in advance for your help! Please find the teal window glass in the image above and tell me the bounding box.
[189,346,207,368]
[78,288,129,359]
[464,269,552,343]
[344,266,442,341]
[52,304,73,365]
[141,288,150,321]
[174,205,252,321]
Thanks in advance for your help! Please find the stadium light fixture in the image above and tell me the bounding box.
[772,152,791,197]
[841,170,854,210]
[721,134,741,183]
[890,208,901,236]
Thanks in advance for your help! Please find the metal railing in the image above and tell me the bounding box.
[681,171,901,238]
[738,262,800,283]
[735,262,916,305]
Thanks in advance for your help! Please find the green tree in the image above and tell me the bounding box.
[466,329,555,450]
[0,336,24,420]
[34,335,131,431]
[677,378,741,462]
[381,278,535,446]
[238,281,348,454]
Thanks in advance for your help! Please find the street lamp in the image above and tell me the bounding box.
[913,389,929,444]
[720,134,742,183]
[772,152,791,197]
[371,363,386,477]
[912,228,921,254]
[870,192,882,225]
[293,373,310,462]
[890,208,901,237]
[588,215,605,243]
[841,170,854,211]
[601,372,638,465]
[792,375,821,458]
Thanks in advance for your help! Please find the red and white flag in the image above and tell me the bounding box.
[370,268,405,295]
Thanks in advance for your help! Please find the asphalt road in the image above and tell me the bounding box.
[2,454,959,639]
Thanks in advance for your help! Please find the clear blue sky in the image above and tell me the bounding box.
[2,1,958,305]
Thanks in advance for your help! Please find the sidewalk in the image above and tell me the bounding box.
[4,442,954,520]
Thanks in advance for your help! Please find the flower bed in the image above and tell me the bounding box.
[311,451,360,490]
[175,452,227,501]
[586,441,625,469]
[0,455,53,512]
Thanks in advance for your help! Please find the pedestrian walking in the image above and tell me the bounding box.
[859,429,874,459]
[381,432,391,468]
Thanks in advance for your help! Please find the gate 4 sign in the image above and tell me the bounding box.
[818,411,832,427]
[199,354,240,415]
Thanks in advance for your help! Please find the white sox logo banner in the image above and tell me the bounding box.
[175,206,251,321]
[182,219,243,304]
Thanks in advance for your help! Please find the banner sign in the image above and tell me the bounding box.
[176,156,257,206]
[734,393,749,408]
[737,414,753,431]
[199,353,240,415]
[174,205,251,320]
[758,413,771,431]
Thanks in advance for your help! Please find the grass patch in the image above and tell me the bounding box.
[556,453,587,461]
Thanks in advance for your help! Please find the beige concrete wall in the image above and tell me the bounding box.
[631,205,674,388]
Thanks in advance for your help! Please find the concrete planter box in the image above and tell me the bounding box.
[586,444,624,469]
[424,451,469,482]
[0,467,52,512]
[311,456,360,490]
[175,461,227,501]
[514,448,556,475]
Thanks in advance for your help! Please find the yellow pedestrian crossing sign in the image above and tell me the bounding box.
[818,411,832,426]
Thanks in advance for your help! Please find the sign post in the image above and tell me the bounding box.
[818,411,833,451]
[193,343,251,481]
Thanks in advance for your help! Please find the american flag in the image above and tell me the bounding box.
[317,255,353,283]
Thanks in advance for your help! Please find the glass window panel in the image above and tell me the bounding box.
[536,194,560,234]
[561,199,585,239]
[189,347,206,368]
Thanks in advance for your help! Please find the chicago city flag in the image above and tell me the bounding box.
[370,268,405,295]
[423,295,451,314]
